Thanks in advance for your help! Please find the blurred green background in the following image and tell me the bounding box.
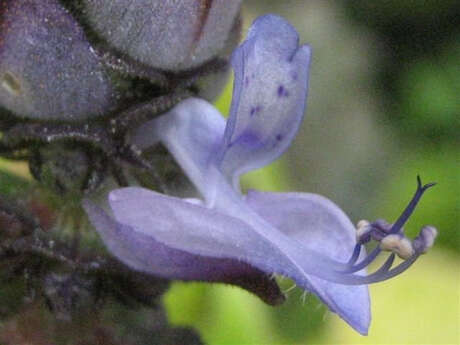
[0,0,458,344]
[164,1,459,344]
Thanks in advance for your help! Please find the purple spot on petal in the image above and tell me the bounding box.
[277,85,289,98]
[244,76,250,87]
[276,134,283,141]
[277,86,284,96]
[250,105,262,117]
[235,131,262,148]
[292,72,298,81]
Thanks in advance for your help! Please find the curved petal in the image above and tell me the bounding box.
[108,187,283,262]
[0,0,114,120]
[131,98,226,201]
[83,199,284,306]
[106,188,360,288]
[217,15,311,185]
[246,190,371,335]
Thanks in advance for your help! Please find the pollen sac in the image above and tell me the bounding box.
[0,0,115,121]
[413,225,438,254]
[380,234,414,259]
[81,0,242,71]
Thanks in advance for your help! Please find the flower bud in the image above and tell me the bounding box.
[0,0,114,121]
[81,0,243,71]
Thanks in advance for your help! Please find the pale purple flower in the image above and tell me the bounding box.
[84,15,437,335]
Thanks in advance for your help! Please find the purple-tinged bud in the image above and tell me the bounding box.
[0,0,114,121]
[81,0,243,71]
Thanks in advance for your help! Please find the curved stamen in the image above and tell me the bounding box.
[346,244,362,266]
[347,254,419,285]
[336,176,436,284]
[373,253,395,276]
[323,254,419,285]
[389,175,436,234]
[323,224,437,285]
[340,246,381,273]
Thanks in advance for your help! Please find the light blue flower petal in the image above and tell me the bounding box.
[131,98,226,201]
[107,187,282,261]
[104,188,370,326]
[217,15,311,186]
[83,199,284,305]
[246,190,371,335]
[106,186,356,280]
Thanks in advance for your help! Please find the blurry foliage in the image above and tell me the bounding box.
[343,0,460,142]
[398,42,460,138]
[166,250,459,345]
[267,282,327,344]
[343,0,459,62]
[322,249,459,344]
[0,169,31,198]
[341,0,459,255]
[373,144,458,254]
